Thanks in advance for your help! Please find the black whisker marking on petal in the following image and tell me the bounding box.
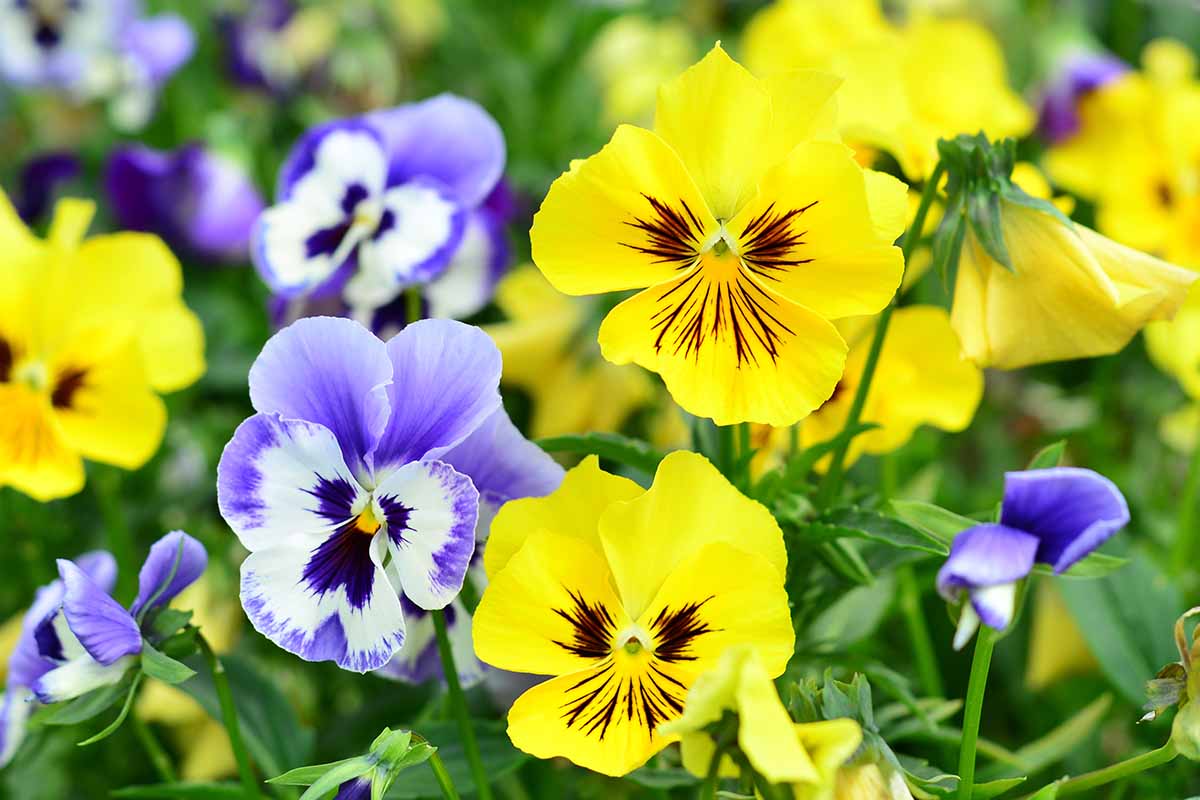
[50,367,87,409]
[620,194,704,270]
[552,588,617,660]
[649,596,718,663]
[739,201,817,281]
[301,522,377,608]
[0,337,13,383]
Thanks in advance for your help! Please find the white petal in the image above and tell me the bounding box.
[32,655,136,704]
[952,603,981,652]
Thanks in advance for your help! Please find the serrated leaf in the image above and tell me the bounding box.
[1026,440,1067,470]
[142,642,197,684]
[37,675,133,726]
[818,508,949,555]
[77,670,142,746]
[110,783,247,799]
[536,432,665,477]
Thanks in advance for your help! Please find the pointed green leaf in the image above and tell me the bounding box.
[817,507,949,555]
[1026,440,1067,470]
[142,642,197,684]
[77,671,142,746]
[889,500,977,545]
[269,757,367,786]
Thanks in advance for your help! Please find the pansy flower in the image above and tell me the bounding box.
[0,192,205,501]
[253,94,511,325]
[937,468,1130,649]
[13,152,81,224]
[217,316,517,672]
[0,531,206,765]
[375,402,564,686]
[1037,51,1129,144]
[530,44,906,426]
[473,452,794,776]
[106,143,266,265]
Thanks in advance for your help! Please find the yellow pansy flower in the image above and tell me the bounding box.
[950,195,1195,369]
[1025,580,1097,691]
[586,15,696,127]
[743,1,1032,179]
[1145,282,1200,452]
[832,763,915,800]
[661,645,861,796]
[484,265,655,439]
[531,44,907,426]
[0,192,204,500]
[473,452,794,776]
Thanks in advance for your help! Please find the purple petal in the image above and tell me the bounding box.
[120,14,195,84]
[371,320,501,469]
[219,0,295,88]
[130,531,208,616]
[15,152,81,224]
[276,119,385,201]
[57,560,141,666]
[247,316,393,477]
[1001,467,1130,573]
[439,407,563,503]
[365,94,506,207]
[374,460,478,610]
[936,524,1039,601]
[335,777,373,800]
[1038,52,1128,143]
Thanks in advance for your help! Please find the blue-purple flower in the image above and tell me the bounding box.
[12,151,81,224]
[937,467,1129,649]
[0,532,206,765]
[253,94,511,327]
[1038,52,1129,143]
[0,0,194,129]
[217,0,303,92]
[106,143,266,264]
[216,316,559,673]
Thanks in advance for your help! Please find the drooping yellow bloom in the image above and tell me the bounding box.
[832,763,915,800]
[531,45,907,426]
[661,645,861,796]
[1024,580,1097,691]
[950,197,1195,369]
[484,265,655,439]
[743,1,1032,179]
[1046,39,1200,268]
[473,452,794,776]
[0,192,205,500]
[586,15,696,127]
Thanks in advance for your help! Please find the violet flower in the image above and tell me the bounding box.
[253,94,512,330]
[937,467,1129,649]
[106,143,266,264]
[217,316,559,673]
[217,0,300,91]
[1038,52,1129,144]
[13,151,81,224]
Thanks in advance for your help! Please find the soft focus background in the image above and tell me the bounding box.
[4,0,1200,797]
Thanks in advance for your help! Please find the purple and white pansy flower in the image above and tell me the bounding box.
[217,315,547,674]
[0,532,206,765]
[937,467,1129,650]
[254,94,512,328]
[375,408,564,687]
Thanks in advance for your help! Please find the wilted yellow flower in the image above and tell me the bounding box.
[661,645,861,795]
[743,1,1032,179]
[473,453,793,776]
[951,197,1195,369]
[531,45,906,426]
[484,265,654,439]
[0,192,204,500]
[586,15,695,127]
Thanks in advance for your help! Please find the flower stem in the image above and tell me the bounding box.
[1020,742,1177,799]
[699,743,727,800]
[817,160,945,507]
[1172,419,1200,571]
[432,609,493,800]
[406,287,423,326]
[956,625,997,800]
[131,714,176,782]
[197,633,259,799]
[426,749,463,800]
[898,565,944,698]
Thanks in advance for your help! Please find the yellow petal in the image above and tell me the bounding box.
[598,256,848,426]
[0,189,40,265]
[734,653,819,783]
[473,530,630,677]
[761,69,844,160]
[727,140,904,320]
[1025,580,1097,690]
[599,451,787,619]
[46,197,96,249]
[678,732,739,779]
[653,44,772,220]
[484,456,643,578]
[793,718,863,783]
[180,720,238,781]
[531,124,717,296]
[1145,283,1200,397]
[493,263,577,321]
[0,385,85,501]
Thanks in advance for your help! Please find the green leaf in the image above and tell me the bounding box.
[146,608,194,641]
[806,575,897,647]
[785,422,879,485]
[889,500,977,545]
[77,670,142,746]
[815,539,875,586]
[1026,440,1067,470]
[980,694,1111,781]
[110,783,247,799]
[535,432,665,477]
[142,642,197,684]
[36,675,133,726]
[1031,551,1127,580]
[179,654,315,778]
[387,721,527,798]
[626,766,701,789]
[967,190,1012,270]
[1025,784,1061,800]
[974,777,1028,799]
[269,758,366,786]
[817,508,949,555]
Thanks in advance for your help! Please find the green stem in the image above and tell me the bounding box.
[898,566,944,698]
[1020,742,1177,799]
[817,160,946,507]
[1172,420,1200,571]
[956,626,997,800]
[699,743,727,800]
[131,714,176,782]
[405,287,423,326]
[425,749,463,800]
[718,423,735,479]
[197,633,259,799]
[432,609,493,800]
[93,469,136,603]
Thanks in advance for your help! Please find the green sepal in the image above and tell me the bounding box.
[77,670,143,746]
[930,190,967,292]
[145,607,193,642]
[141,641,197,684]
[967,189,1012,270]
